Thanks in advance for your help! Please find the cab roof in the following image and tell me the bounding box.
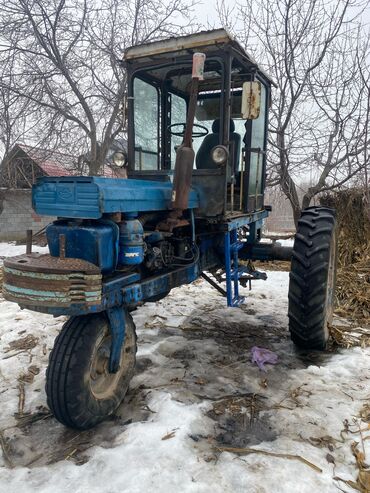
[123,28,275,86]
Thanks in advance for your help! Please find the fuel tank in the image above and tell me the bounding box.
[46,219,119,274]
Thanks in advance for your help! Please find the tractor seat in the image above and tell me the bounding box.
[195,118,241,172]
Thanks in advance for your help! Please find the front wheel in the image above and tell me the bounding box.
[46,311,137,429]
[288,206,337,349]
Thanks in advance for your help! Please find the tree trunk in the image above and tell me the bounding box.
[292,204,302,229]
[88,160,101,176]
[88,142,104,176]
[301,192,313,211]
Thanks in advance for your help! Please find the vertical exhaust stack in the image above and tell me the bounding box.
[171,53,205,211]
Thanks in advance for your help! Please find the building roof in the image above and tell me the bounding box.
[14,144,124,178]
[17,144,75,176]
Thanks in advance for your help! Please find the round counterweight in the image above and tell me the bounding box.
[2,253,102,308]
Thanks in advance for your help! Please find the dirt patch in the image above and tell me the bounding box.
[5,335,39,353]
[255,260,291,272]
[1,384,155,468]
[181,312,286,348]
[207,393,276,447]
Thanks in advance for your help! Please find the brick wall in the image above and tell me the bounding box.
[0,189,53,241]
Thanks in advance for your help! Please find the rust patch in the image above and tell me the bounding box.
[4,253,101,274]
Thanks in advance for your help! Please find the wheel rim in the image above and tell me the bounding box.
[89,323,135,400]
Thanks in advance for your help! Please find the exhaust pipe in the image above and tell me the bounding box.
[171,53,205,211]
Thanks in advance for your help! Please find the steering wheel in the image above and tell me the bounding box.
[167,123,209,138]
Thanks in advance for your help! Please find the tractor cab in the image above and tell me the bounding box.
[124,29,274,217]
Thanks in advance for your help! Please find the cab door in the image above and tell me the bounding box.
[243,82,268,212]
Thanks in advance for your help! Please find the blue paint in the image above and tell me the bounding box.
[12,173,276,325]
[33,176,199,219]
[47,219,119,273]
[102,272,141,293]
[107,306,126,373]
[118,216,144,265]
[223,229,246,307]
[146,231,164,243]
[231,229,240,301]
[3,284,70,299]
[20,262,200,317]
[224,232,233,306]
[223,211,269,231]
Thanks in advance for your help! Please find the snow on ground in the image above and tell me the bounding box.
[0,242,49,266]
[0,242,369,492]
[276,238,294,247]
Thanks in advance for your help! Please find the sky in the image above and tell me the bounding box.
[193,0,370,33]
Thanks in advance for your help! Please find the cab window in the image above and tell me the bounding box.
[170,93,187,165]
[133,78,159,170]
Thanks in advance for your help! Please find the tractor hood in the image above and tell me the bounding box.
[32,176,200,219]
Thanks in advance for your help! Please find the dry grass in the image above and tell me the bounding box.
[320,190,370,327]
[335,256,370,325]
[321,189,370,267]
[330,324,370,348]
[4,334,39,353]
[215,445,322,473]
[254,260,291,272]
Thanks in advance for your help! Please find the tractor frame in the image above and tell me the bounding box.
[2,30,337,429]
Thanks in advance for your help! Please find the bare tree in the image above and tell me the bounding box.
[218,0,370,226]
[0,0,197,175]
[356,36,370,210]
[0,52,33,164]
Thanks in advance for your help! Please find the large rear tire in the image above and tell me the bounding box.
[46,311,136,429]
[288,206,337,349]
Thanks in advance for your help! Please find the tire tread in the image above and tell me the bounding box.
[46,312,136,429]
[288,206,337,349]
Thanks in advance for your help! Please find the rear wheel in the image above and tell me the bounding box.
[46,311,136,429]
[288,206,337,349]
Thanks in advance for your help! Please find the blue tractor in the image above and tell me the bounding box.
[2,30,337,429]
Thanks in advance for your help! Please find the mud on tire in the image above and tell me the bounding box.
[288,206,337,350]
[46,311,137,430]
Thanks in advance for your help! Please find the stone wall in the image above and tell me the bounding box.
[0,189,53,241]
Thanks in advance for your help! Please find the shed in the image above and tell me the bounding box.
[0,144,125,189]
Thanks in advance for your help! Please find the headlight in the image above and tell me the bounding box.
[112,151,127,167]
[211,145,229,165]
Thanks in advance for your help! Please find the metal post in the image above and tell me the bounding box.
[190,209,195,243]
[59,234,66,259]
[231,229,239,300]
[26,229,33,255]
[201,272,227,297]
[240,148,245,211]
[183,78,200,148]
[224,231,233,306]
[107,307,126,373]
[171,53,205,212]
